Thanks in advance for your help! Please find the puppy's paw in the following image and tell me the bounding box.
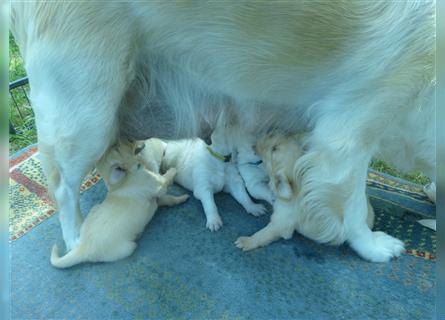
[352,231,405,263]
[235,236,259,251]
[245,203,267,216]
[206,216,223,232]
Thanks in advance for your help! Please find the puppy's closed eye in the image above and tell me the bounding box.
[109,165,127,186]
[271,172,293,200]
[135,143,145,155]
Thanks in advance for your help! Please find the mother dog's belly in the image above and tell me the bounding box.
[131,2,360,106]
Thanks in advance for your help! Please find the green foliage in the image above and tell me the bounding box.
[9,33,37,153]
[9,32,26,81]
[370,159,430,185]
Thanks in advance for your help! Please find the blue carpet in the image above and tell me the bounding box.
[11,177,435,319]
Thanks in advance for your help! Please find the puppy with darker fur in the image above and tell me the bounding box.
[236,131,376,251]
[51,142,188,268]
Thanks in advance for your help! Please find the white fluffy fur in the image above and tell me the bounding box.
[11,1,435,261]
[161,125,266,231]
[51,142,188,268]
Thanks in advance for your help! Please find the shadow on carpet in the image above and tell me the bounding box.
[9,145,436,319]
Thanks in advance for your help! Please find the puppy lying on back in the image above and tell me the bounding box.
[235,133,275,205]
[51,141,188,268]
[236,132,375,251]
[161,124,266,231]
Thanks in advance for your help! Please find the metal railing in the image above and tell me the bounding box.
[9,77,34,134]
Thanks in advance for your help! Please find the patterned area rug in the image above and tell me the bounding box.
[9,145,100,241]
[9,145,436,319]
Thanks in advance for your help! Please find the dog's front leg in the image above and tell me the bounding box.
[30,63,129,250]
[235,199,296,251]
[298,115,405,262]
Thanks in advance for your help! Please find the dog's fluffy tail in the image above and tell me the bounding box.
[51,244,87,269]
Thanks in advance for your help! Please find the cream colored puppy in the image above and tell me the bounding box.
[236,132,375,251]
[138,138,167,174]
[162,125,266,231]
[51,142,188,268]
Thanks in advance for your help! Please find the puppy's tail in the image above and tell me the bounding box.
[51,244,87,269]
[157,194,190,207]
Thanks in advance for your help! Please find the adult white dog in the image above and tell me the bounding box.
[10,1,435,262]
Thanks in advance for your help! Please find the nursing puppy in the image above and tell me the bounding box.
[138,138,167,174]
[11,2,434,262]
[162,125,266,231]
[235,133,275,205]
[51,142,188,268]
[236,132,376,251]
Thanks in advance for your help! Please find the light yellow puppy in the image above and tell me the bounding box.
[51,142,188,268]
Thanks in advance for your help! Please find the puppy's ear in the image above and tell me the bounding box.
[109,165,127,186]
[271,172,293,200]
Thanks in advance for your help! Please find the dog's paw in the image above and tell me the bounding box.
[235,236,259,251]
[352,231,405,263]
[423,182,436,203]
[245,203,267,216]
[206,216,223,232]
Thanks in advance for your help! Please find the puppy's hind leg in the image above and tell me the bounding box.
[246,181,275,205]
[193,187,223,231]
[225,166,267,216]
[157,194,190,207]
[102,241,137,262]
